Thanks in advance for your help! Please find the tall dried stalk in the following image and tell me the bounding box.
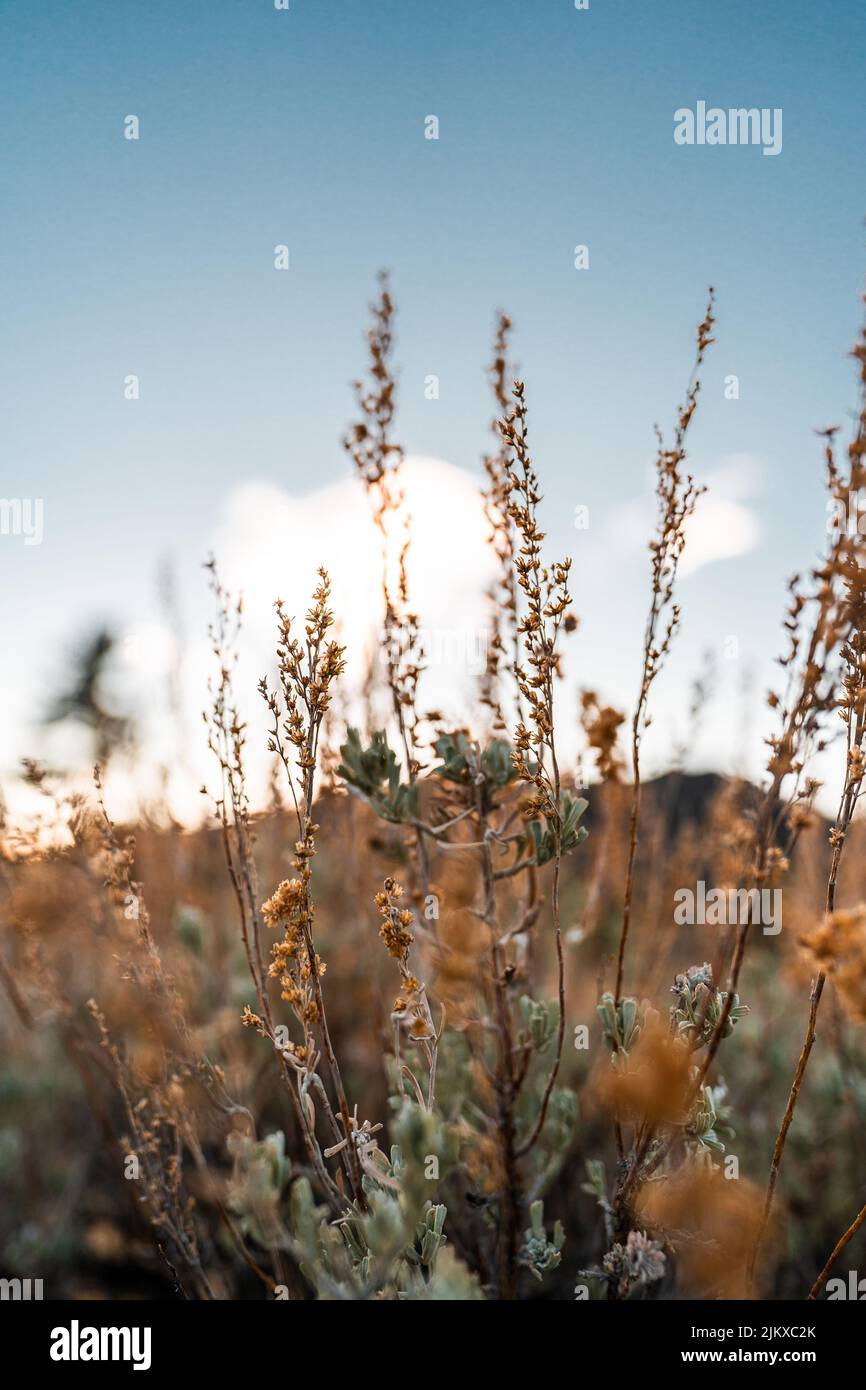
[481,311,524,732]
[617,313,866,1245]
[204,559,269,1020]
[344,272,430,896]
[500,381,574,1158]
[749,314,866,1285]
[697,315,866,1099]
[614,292,714,1004]
[259,570,366,1208]
[203,561,345,1209]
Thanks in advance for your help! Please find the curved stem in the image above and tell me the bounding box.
[808,1199,866,1300]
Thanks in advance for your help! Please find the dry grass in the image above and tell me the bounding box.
[2,279,866,1301]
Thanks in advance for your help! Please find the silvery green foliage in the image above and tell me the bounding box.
[284,1102,478,1300]
[597,992,656,1063]
[226,1130,290,1248]
[522,1086,577,1194]
[429,994,577,1194]
[337,728,418,823]
[582,1158,607,1205]
[410,1246,485,1299]
[685,1080,735,1156]
[507,1000,578,1190]
[433,731,516,794]
[520,994,559,1053]
[582,1158,614,1241]
[340,726,587,876]
[519,1199,565,1281]
[405,1201,447,1272]
[332,719,586,1296]
[602,1230,666,1299]
[521,791,588,867]
[389,1099,460,1207]
[670,962,749,1048]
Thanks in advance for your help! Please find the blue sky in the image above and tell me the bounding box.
[1,0,865,812]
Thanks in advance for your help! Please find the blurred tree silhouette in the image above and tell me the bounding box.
[43,627,134,766]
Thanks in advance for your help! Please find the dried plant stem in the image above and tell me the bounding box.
[482,311,524,731]
[499,383,573,1158]
[614,293,714,1004]
[756,976,827,1247]
[205,561,353,1207]
[808,1199,866,1299]
[295,795,362,1207]
[620,352,866,1236]
[608,300,714,1242]
[272,702,364,1203]
[514,828,563,1159]
[477,782,521,1299]
[748,902,840,1283]
[344,273,430,900]
[750,559,866,1285]
[688,440,865,1098]
[307,923,364,1202]
[614,759,642,1006]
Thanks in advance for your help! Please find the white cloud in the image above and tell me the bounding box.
[3,457,501,833]
[209,454,497,695]
[597,453,763,579]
